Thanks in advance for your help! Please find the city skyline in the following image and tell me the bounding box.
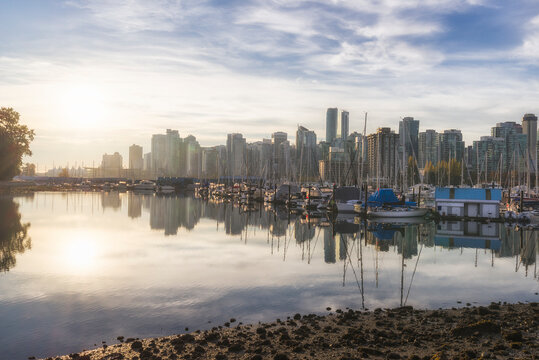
[2,1,539,168]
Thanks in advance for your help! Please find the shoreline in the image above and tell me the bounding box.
[41,302,538,360]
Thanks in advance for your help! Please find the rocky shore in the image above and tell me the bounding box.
[41,302,538,360]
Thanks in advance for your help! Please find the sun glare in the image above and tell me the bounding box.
[63,236,98,272]
[60,84,107,129]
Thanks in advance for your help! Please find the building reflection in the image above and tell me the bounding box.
[0,197,32,272]
[127,192,142,219]
[132,194,538,272]
[101,191,121,211]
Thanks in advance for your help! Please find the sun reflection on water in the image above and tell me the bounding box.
[62,236,98,273]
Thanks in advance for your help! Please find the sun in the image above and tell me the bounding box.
[60,84,107,129]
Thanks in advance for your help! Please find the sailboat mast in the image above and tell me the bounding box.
[359,112,367,190]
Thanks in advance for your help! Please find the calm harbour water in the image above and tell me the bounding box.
[0,192,538,359]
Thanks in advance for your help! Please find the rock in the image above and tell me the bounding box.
[293,313,301,320]
[131,340,143,351]
[101,354,124,360]
[228,342,244,352]
[274,353,289,360]
[503,329,523,342]
[386,352,401,359]
[451,320,500,337]
[474,306,492,315]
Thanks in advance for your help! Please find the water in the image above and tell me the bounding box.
[0,192,537,359]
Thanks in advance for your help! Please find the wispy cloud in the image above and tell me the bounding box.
[0,0,538,166]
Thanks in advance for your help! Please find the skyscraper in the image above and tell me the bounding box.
[226,133,246,179]
[399,117,420,162]
[338,110,349,140]
[296,125,318,180]
[367,127,399,185]
[473,136,505,183]
[439,129,465,162]
[272,132,290,179]
[129,144,143,170]
[101,152,123,177]
[522,113,537,173]
[151,129,181,177]
[490,122,526,173]
[326,108,338,144]
[418,130,438,168]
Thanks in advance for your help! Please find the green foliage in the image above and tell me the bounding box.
[423,159,463,185]
[0,108,35,180]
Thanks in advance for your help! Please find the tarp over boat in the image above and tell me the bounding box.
[366,188,416,207]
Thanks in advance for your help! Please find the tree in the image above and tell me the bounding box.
[58,167,70,177]
[0,198,31,272]
[0,108,35,181]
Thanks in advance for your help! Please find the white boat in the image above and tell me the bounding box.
[368,207,428,218]
[133,180,156,192]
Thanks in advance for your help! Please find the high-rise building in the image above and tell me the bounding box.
[101,152,123,177]
[326,108,338,144]
[439,129,465,162]
[418,130,438,168]
[472,136,505,183]
[151,129,181,177]
[272,132,290,179]
[143,152,152,172]
[399,117,420,162]
[226,133,246,179]
[367,127,399,185]
[129,144,143,170]
[338,110,349,140]
[522,113,538,173]
[296,125,318,180]
[183,135,201,177]
[201,147,219,179]
[490,122,527,173]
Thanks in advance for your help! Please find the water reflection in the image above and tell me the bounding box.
[0,196,31,272]
[1,192,538,359]
[139,195,538,273]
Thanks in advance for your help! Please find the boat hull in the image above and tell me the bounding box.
[368,207,428,218]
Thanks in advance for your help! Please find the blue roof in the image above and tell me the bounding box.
[435,187,502,201]
[366,188,416,207]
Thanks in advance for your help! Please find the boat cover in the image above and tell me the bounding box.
[366,188,417,207]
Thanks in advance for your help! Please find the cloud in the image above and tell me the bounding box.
[65,0,186,32]
[1,0,538,166]
[517,15,539,60]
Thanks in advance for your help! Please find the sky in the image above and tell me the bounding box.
[1,0,539,170]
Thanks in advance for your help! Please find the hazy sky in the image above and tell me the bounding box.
[1,0,539,169]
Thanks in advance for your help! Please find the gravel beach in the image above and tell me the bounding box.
[40,302,538,360]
